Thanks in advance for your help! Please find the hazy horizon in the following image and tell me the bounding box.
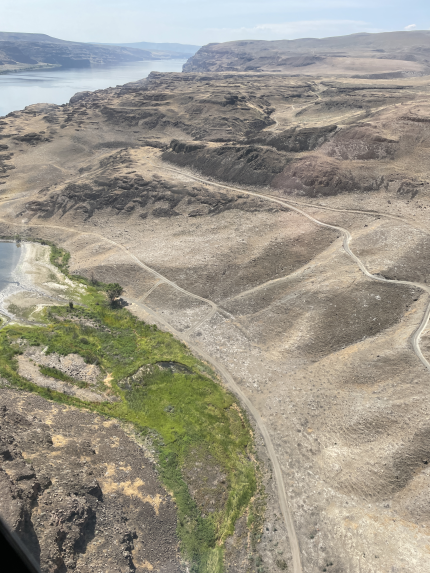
[2,0,429,46]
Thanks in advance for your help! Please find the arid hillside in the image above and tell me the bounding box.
[184,30,430,78]
[1,65,430,573]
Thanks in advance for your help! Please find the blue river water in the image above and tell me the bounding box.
[0,59,185,117]
[0,242,21,292]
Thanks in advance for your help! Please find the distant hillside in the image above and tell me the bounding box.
[0,32,155,72]
[0,31,71,44]
[102,41,201,55]
[184,30,430,78]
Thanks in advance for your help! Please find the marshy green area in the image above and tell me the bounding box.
[0,241,264,572]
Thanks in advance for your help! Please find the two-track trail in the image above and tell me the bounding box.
[2,158,430,573]
[0,211,304,573]
[157,162,430,372]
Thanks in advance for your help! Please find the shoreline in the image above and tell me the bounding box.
[0,241,71,321]
[0,58,181,77]
[0,242,32,319]
[0,64,61,76]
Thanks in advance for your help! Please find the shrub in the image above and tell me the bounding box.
[106,283,124,305]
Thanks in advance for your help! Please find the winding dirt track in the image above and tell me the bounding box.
[2,162,430,573]
[149,164,430,573]
[158,163,430,369]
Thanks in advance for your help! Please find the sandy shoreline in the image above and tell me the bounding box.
[0,241,28,320]
[0,241,75,322]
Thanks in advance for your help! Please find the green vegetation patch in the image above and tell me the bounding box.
[50,243,71,274]
[39,364,74,382]
[38,365,88,389]
[0,241,264,572]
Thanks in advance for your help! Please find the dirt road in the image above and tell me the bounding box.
[2,160,430,573]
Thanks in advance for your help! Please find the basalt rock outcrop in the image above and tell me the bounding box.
[23,170,277,221]
[163,141,287,186]
[0,394,181,573]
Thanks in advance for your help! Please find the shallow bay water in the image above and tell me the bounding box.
[0,242,21,292]
[0,59,185,117]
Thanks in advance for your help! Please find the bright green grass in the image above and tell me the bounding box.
[38,365,88,389]
[0,243,261,572]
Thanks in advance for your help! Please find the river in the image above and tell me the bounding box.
[0,59,185,117]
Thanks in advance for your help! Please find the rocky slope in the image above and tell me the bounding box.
[184,30,430,77]
[0,391,180,573]
[1,62,430,573]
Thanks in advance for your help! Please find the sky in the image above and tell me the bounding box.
[2,0,430,46]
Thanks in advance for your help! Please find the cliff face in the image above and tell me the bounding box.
[183,31,430,77]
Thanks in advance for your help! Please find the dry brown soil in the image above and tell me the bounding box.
[2,68,430,572]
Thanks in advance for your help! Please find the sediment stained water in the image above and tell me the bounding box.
[0,242,21,292]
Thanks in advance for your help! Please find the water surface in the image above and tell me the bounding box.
[0,242,21,292]
[0,59,185,117]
